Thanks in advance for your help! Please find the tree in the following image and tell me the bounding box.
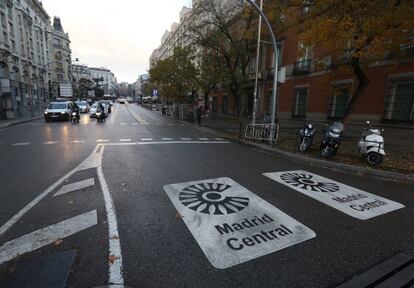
[280,0,414,122]
[149,47,198,103]
[190,0,257,118]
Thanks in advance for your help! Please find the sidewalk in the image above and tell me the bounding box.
[0,115,43,129]
[195,113,414,175]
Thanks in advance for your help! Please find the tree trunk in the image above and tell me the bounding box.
[342,59,369,124]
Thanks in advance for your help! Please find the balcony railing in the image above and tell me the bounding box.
[293,59,311,75]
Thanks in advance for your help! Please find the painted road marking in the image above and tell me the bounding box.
[54,178,95,197]
[181,138,192,141]
[0,210,98,265]
[120,139,131,142]
[214,138,225,141]
[0,145,102,238]
[127,106,149,125]
[264,170,405,220]
[97,139,110,143]
[164,178,315,269]
[132,122,140,125]
[71,140,86,144]
[44,141,59,145]
[141,138,153,141]
[162,138,173,141]
[97,145,124,285]
[13,142,31,146]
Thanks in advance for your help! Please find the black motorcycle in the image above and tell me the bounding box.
[71,110,80,123]
[320,122,344,158]
[96,109,106,122]
[298,123,315,152]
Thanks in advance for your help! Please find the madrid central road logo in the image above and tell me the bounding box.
[179,183,250,215]
[280,172,340,193]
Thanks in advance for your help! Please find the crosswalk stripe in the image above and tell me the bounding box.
[0,210,98,265]
[44,141,59,145]
[71,140,86,144]
[141,138,153,141]
[13,142,31,146]
[162,138,173,141]
[54,178,95,197]
[97,139,110,143]
[120,139,131,142]
[181,138,192,141]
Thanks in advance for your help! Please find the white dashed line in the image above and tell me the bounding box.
[120,139,131,142]
[162,138,173,141]
[71,140,86,144]
[141,138,153,141]
[181,138,192,141]
[13,142,31,146]
[44,141,59,145]
[97,139,110,143]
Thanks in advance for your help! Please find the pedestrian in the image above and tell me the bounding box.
[196,106,202,125]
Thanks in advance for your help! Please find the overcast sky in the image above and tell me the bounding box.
[41,0,192,83]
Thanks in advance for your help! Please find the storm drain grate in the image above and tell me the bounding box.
[337,253,414,288]
[0,250,77,288]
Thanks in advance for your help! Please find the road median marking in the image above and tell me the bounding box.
[54,178,95,197]
[13,142,31,146]
[119,139,131,142]
[264,170,405,220]
[164,178,315,269]
[44,141,59,145]
[0,210,98,265]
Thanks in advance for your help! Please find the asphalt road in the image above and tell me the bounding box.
[0,103,412,288]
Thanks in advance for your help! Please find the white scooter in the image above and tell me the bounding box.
[357,121,385,165]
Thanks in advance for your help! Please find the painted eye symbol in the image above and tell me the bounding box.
[179,183,249,215]
[280,173,339,193]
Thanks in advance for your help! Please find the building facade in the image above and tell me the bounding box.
[89,66,117,96]
[0,0,54,120]
[48,16,71,98]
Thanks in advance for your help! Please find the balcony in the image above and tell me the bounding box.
[293,59,311,75]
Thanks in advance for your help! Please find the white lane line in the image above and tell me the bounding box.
[126,105,149,125]
[13,142,31,146]
[109,105,119,124]
[97,146,124,286]
[141,138,153,141]
[120,139,131,142]
[162,138,173,141]
[54,178,95,197]
[199,138,209,141]
[97,139,110,143]
[44,141,59,145]
[71,140,86,144]
[0,210,98,265]
[136,141,231,145]
[181,138,192,141]
[0,145,101,238]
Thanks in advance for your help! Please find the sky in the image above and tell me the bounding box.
[41,0,192,83]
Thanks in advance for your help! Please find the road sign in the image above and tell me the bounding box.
[264,170,405,220]
[152,89,158,97]
[164,177,316,269]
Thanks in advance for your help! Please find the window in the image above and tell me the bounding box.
[1,13,6,27]
[292,88,308,118]
[222,96,228,113]
[328,87,349,120]
[384,77,414,122]
[57,74,64,81]
[0,62,8,78]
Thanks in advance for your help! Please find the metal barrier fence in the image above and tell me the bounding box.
[244,123,279,144]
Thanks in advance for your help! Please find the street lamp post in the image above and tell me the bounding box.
[252,0,263,126]
[245,0,279,143]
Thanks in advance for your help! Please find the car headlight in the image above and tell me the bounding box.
[61,111,66,114]
[44,111,48,114]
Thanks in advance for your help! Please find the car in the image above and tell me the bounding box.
[117,98,125,104]
[44,101,73,121]
[89,103,99,118]
[77,101,90,113]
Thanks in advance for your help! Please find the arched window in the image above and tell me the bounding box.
[0,62,9,78]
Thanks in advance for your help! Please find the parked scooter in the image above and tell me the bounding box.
[298,123,315,152]
[320,122,344,158]
[71,111,80,123]
[357,121,385,165]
